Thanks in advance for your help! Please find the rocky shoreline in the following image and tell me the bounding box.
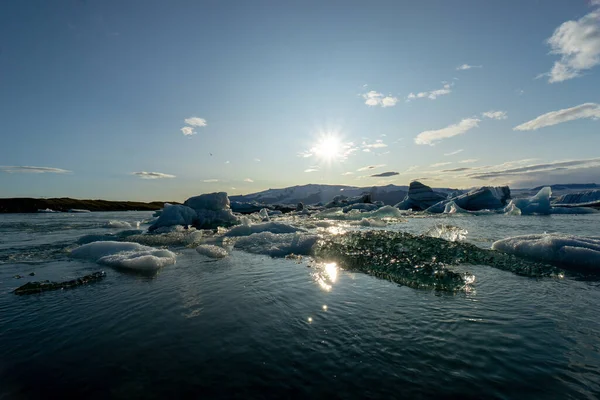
[0,198,174,213]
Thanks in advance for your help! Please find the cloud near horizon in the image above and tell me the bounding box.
[482,110,508,120]
[415,118,480,145]
[357,164,386,171]
[467,158,600,180]
[513,103,600,131]
[541,6,600,83]
[370,171,399,177]
[0,166,72,174]
[133,171,176,179]
[444,149,464,156]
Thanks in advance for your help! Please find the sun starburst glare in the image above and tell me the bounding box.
[313,134,342,163]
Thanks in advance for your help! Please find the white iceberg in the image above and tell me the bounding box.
[70,241,176,270]
[491,234,600,270]
[508,187,552,215]
[104,220,133,229]
[148,204,196,231]
[427,185,511,213]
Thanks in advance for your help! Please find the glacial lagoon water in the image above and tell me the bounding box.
[1,211,600,399]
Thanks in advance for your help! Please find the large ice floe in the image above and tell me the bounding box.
[505,187,599,215]
[313,231,561,291]
[553,189,600,207]
[70,241,176,271]
[492,234,600,270]
[315,205,405,220]
[149,192,239,231]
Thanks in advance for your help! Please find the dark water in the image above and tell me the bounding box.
[1,212,600,399]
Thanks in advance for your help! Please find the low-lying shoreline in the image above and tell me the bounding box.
[0,198,175,213]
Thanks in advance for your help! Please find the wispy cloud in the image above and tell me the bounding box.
[407,82,453,101]
[244,178,254,183]
[456,64,482,70]
[482,110,508,120]
[514,103,600,131]
[415,118,480,145]
[304,167,320,172]
[184,117,207,127]
[341,172,354,176]
[540,6,600,83]
[203,179,219,183]
[405,165,419,172]
[459,159,479,164]
[357,164,386,172]
[132,171,176,179]
[370,171,399,177]
[362,90,399,107]
[254,158,261,162]
[0,166,71,174]
[362,140,388,150]
[442,167,474,173]
[468,158,600,179]
[225,161,230,164]
[444,149,464,156]
[430,162,452,167]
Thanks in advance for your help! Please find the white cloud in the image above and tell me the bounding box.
[456,64,482,70]
[407,83,453,101]
[513,103,600,131]
[444,149,464,156]
[184,117,207,127]
[181,126,196,136]
[254,158,261,162]
[430,162,452,167]
[341,172,354,175]
[362,91,399,107]
[415,118,480,145]
[459,159,479,164]
[304,167,319,172]
[132,171,176,179]
[225,161,230,164]
[542,7,600,83]
[468,158,600,180]
[405,165,419,172]
[362,140,388,150]
[244,178,254,182]
[203,179,218,183]
[0,166,71,174]
[357,164,386,172]
[482,110,508,120]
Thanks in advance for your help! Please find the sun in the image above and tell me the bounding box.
[312,134,342,162]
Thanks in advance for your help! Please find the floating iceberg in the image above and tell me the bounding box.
[395,181,447,211]
[68,209,91,213]
[70,241,176,271]
[149,193,240,231]
[553,189,600,207]
[325,193,372,209]
[492,234,600,270]
[234,232,319,257]
[37,208,59,213]
[196,244,228,259]
[315,205,404,220]
[224,221,302,237]
[508,187,552,215]
[426,185,511,213]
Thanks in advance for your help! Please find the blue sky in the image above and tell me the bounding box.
[1,0,599,201]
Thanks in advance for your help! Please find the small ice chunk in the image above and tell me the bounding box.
[70,241,176,270]
[196,244,228,259]
[234,232,319,257]
[104,220,133,229]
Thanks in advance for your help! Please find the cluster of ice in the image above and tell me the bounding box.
[77,230,142,245]
[224,221,302,237]
[70,241,176,270]
[315,205,404,220]
[126,228,204,248]
[425,224,468,242]
[325,193,372,209]
[233,232,319,257]
[196,244,228,258]
[492,234,600,270]
[149,192,239,231]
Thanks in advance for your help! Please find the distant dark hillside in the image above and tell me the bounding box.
[0,198,173,213]
[532,183,599,191]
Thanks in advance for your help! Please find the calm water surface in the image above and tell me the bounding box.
[1,211,600,399]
